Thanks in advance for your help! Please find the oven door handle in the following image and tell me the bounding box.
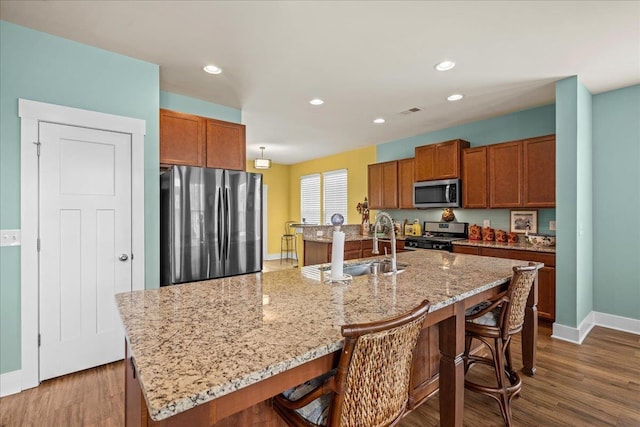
[445,184,451,203]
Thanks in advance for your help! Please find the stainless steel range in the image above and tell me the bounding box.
[404,221,468,252]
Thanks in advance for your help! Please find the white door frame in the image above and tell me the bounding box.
[19,99,146,390]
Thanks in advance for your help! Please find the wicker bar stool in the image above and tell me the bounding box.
[463,262,542,426]
[273,300,431,427]
[280,221,298,265]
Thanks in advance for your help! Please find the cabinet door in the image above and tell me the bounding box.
[489,141,523,207]
[462,146,488,208]
[398,158,415,209]
[368,161,398,209]
[435,139,469,179]
[414,145,435,181]
[524,135,555,207]
[368,163,383,209]
[205,119,246,171]
[160,109,206,167]
[537,266,556,321]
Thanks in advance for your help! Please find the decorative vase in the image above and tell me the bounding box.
[441,208,455,222]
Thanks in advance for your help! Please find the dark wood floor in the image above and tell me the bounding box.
[1,323,638,426]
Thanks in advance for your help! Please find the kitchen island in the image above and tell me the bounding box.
[116,250,540,426]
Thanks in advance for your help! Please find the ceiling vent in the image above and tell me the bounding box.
[400,106,424,115]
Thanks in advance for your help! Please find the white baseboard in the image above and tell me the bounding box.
[593,311,640,335]
[0,370,22,397]
[551,311,639,344]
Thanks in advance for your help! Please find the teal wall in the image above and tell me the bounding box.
[0,21,160,375]
[575,83,593,323]
[593,85,640,319]
[160,91,241,123]
[555,76,594,328]
[377,104,557,234]
[0,22,245,377]
[553,78,579,327]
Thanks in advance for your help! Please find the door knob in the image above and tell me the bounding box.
[119,254,129,262]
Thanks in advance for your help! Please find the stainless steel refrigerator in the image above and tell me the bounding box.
[160,165,262,286]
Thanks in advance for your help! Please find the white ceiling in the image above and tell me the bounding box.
[1,1,638,164]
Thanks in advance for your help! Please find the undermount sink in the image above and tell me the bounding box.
[319,259,408,277]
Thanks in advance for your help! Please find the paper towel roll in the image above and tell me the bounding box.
[331,231,345,280]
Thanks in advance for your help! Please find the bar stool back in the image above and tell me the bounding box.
[280,221,298,264]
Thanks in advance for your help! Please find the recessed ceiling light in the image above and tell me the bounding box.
[447,93,464,101]
[309,98,324,106]
[373,118,385,124]
[203,65,222,74]
[435,60,456,71]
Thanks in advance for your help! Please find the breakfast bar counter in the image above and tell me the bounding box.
[116,250,540,426]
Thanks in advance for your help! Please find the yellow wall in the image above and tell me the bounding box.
[247,145,376,259]
[288,146,377,225]
[246,161,291,257]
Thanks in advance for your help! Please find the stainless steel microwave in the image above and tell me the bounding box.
[413,178,461,208]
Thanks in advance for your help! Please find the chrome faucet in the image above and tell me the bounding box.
[371,211,397,273]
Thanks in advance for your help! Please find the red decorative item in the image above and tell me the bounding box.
[469,224,482,240]
[495,229,507,243]
[483,227,495,241]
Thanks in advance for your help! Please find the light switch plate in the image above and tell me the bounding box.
[483,219,490,228]
[549,221,556,231]
[1,229,21,247]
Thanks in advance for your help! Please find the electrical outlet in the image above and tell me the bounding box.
[549,221,556,231]
[1,229,21,247]
[483,220,490,228]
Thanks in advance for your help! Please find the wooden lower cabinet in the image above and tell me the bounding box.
[303,239,405,266]
[537,266,556,321]
[409,325,440,408]
[452,245,556,321]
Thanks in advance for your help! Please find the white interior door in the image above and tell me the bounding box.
[38,122,132,381]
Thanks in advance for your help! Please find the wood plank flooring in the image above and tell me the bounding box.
[1,324,638,426]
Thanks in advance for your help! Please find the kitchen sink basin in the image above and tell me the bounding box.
[319,259,407,277]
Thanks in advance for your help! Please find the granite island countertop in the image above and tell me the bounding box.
[453,239,556,254]
[115,250,537,421]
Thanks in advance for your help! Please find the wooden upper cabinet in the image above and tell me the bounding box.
[523,135,556,207]
[368,161,398,209]
[414,145,436,181]
[415,139,470,181]
[160,109,246,171]
[486,134,556,208]
[398,158,415,209]
[205,118,246,171]
[462,146,488,208]
[488,141,524,208]
[160,109,206,167]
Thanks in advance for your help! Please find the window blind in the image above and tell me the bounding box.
[300,174,321,225]
[323,169,348,225]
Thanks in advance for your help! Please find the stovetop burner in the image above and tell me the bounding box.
[404,221,468,251]
[409,235,467,243]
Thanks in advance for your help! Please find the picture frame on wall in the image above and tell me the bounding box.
[510,210,538,234]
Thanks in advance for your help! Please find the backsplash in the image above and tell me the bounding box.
[384,208,556,236]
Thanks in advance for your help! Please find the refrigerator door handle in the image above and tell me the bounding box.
[217,188,223,260]
[225,187,231,260]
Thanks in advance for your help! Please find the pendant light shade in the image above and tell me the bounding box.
[254,146,271,169]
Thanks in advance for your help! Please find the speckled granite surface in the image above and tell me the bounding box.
[453,239,556,254]
[115,250,534,421]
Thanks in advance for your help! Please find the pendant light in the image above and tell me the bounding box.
[254,146,271,170]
